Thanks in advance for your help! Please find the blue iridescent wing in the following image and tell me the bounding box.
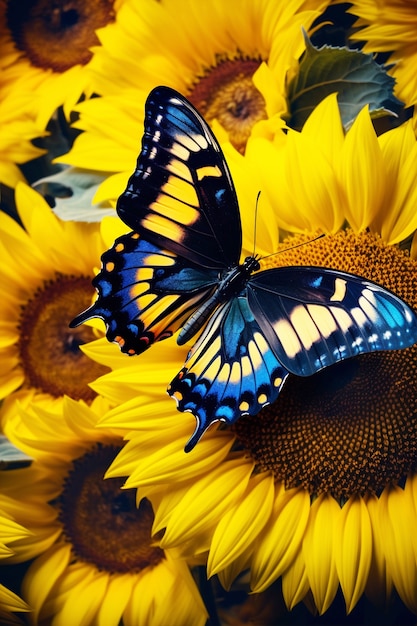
[247,266,417,376]
[70,233,218,354]
[117,86,241,269]
[168,294,290,452]
[169,266,417,451]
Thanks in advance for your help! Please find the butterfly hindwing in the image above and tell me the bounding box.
[70,233,219,354]
[247,266,417,376]
[168,294,289,451]
[117,86,242,269]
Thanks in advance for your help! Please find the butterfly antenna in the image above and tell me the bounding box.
[252,191,262,257]
[261,232,326,261]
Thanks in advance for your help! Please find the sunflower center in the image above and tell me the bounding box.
[18,274,109,402]
[59,444,165,573]
[234,231,417,500]
[6,0,116,72]
[188,56,266,153]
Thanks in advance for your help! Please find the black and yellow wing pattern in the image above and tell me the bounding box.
[71,87,417,451]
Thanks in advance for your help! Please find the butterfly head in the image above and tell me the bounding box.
[242,255,261,274]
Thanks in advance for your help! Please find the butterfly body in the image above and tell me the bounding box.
[71,86,417,451]
[178,255,261,345]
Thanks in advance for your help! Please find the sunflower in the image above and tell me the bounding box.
[78,101,417,618]
[0,182,111,415]
[0,0,125,128]
[347,0,417,107]
[59,0,330,192]
[97,228,417,618]
[0,398,207,626]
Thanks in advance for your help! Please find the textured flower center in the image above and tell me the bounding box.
[188,56,266,153]
[234,231,417,500]
[18,274,109,401]
[59,444,165,573]
[6,0,116,72]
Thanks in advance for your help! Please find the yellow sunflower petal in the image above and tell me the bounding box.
[155,556,207,626]
[120,435,234,489]
[302,494,340,614]
[22,543,72,623]
[159,458,255,548]
[0,515,32,546]
[221,142,279,256]
[0,583,29,613]
[93,173,129,205]
[126,559,207,626]
[250,484,310,593]
[381,481,417,612]
[246,94,346,234]
[216,552,252,591]
[151,483,196,537]
[96,574,135,626]
[281,546,310,611]
[207,472,274,577]
[100,397,186,432]
[91,367,172,404]
[0,91,45,187]
[0,162,25,188]
[333,496,372,613]
[80,338,129,371]
[0,210,49,279]
[383,143,417,244]
[339,106,387,232]
[14,183,66,250]
[54,570,109,626]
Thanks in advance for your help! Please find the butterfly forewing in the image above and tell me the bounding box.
[247,266,417,376]
[117,86,242,269]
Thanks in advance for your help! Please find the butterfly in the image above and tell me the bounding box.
[71,86,417,452]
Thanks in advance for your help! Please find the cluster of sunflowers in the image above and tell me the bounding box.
[1,1,417,625]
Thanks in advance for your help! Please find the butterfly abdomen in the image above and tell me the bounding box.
[178,256,260,345]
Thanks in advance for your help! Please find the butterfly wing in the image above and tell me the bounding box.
[117,86,242,269]
[247,266,417,376]
[70,232,219,354]
[71,85,242,351]
[168,294,290,452]
[169,266,417,451]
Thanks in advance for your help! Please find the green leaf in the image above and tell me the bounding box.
[286,31,403,131]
